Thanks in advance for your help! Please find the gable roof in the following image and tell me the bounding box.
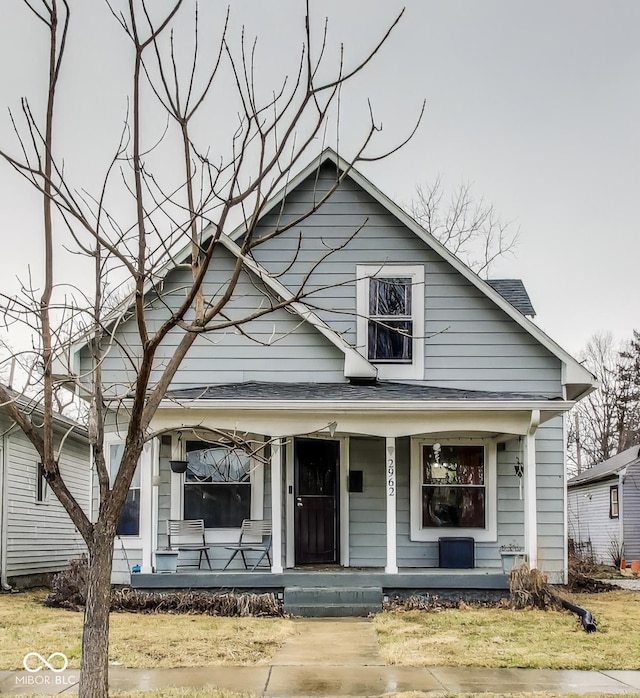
[568,445,640,487]
[486,279,535,317]
[227,148,595,400]
[59,148,596,400]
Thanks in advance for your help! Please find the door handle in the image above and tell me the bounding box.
[296,497,303,508]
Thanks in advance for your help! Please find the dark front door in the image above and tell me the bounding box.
[294,438,339,565]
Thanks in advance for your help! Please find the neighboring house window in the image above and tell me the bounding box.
[36,462,48,503]
[356,265,425,379]
[109,442,141,537]
[610,485,619,519]
[410,439,497,542]
[183,441,252,528]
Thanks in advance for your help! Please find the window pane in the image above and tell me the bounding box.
[184,483,251,528]
[116,489,140,536]
[184,442,252,528]
[109,443,140,488]
[185,443,250,483]
[368,320,412,361]
[422,486,485,528]
[369,277,411,316]
[423,445,484,485]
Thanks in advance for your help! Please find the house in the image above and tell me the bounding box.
[567,445,640,565]
[63,149,596,610]
[0,391,90,589]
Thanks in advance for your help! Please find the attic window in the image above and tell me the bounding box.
[368,277,413,363]
[356,265,424,380]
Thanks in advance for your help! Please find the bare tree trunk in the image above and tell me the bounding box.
[78,526,115,698]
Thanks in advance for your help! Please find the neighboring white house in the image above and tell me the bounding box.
[62,149,596,593]
[568,445,640,565]
[0,393,90,588]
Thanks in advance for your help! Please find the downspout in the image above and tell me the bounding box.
[1,429,12,590]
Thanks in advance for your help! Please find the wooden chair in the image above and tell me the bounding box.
[223,519,272,571]
[167,519,212,570]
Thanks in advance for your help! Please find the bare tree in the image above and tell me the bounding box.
[410,177,518,277]
[567,331,639,473]
[0,2,420,696]
[616,329,640,452]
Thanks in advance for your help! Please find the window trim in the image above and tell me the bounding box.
[179,438,264,544]
[410,438,497,542]
[609,485,619,519]
[356,264,424,380]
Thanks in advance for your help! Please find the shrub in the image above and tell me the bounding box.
[45,559,284,616]
[45,555,88,610]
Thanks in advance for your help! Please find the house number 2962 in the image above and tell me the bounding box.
[387,459,395,496]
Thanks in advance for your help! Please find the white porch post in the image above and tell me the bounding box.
[524,411,540,570]
[270,439,284,573]
[385,437,398,574]
[140,442,154,574]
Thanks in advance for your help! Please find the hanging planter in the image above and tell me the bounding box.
[169,459,188,474]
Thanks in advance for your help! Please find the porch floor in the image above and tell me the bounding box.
[130,567,509,591]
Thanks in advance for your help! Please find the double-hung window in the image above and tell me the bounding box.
[183,441,253,528]
[356,265,424,379]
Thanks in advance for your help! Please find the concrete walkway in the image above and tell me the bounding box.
[3,618,640,696]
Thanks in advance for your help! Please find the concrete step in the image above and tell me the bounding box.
[284,586,382,617]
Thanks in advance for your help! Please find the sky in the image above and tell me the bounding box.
[0,0,638,359]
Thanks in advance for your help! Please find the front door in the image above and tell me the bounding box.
[294,438,339,565]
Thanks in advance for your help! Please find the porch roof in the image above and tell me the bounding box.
[154,381,571,437]
[166,381,561,403]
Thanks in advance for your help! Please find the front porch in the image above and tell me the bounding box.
[130,566,509,615]
[130,566,508,591]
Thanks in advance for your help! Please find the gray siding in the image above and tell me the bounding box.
[349,437,386,566]
[568,477,621,565]
[80,245,346,393]
[533,418,566,581]
[251,165,562,395]
[2,416,89,579]
[623,461,640,561]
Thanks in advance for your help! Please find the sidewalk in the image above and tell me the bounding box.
[2,618,640,696]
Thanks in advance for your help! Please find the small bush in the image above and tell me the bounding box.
[509,563,561,610]
[45,555,88,610]
[567,551,616,593]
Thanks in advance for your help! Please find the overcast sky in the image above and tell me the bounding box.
[0,0,637,358]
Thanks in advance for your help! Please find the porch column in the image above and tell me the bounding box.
[385,437,398,574]
[140,442,154,574]
[524,411,540,570]
[270,439,283,573]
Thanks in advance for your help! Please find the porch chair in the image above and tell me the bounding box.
[223,519,272,571]
[167,519,212,570]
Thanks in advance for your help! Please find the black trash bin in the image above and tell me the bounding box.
[438,537,474,569]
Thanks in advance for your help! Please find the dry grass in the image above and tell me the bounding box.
[22,691,253,698]
[0,590,291,670]
[375,590,640,669]
[385,694,640,698]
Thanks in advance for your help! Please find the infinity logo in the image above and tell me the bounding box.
[23,652,69,673]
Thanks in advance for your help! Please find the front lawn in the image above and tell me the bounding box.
[375,590,640,670]
[0,590,292,670]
